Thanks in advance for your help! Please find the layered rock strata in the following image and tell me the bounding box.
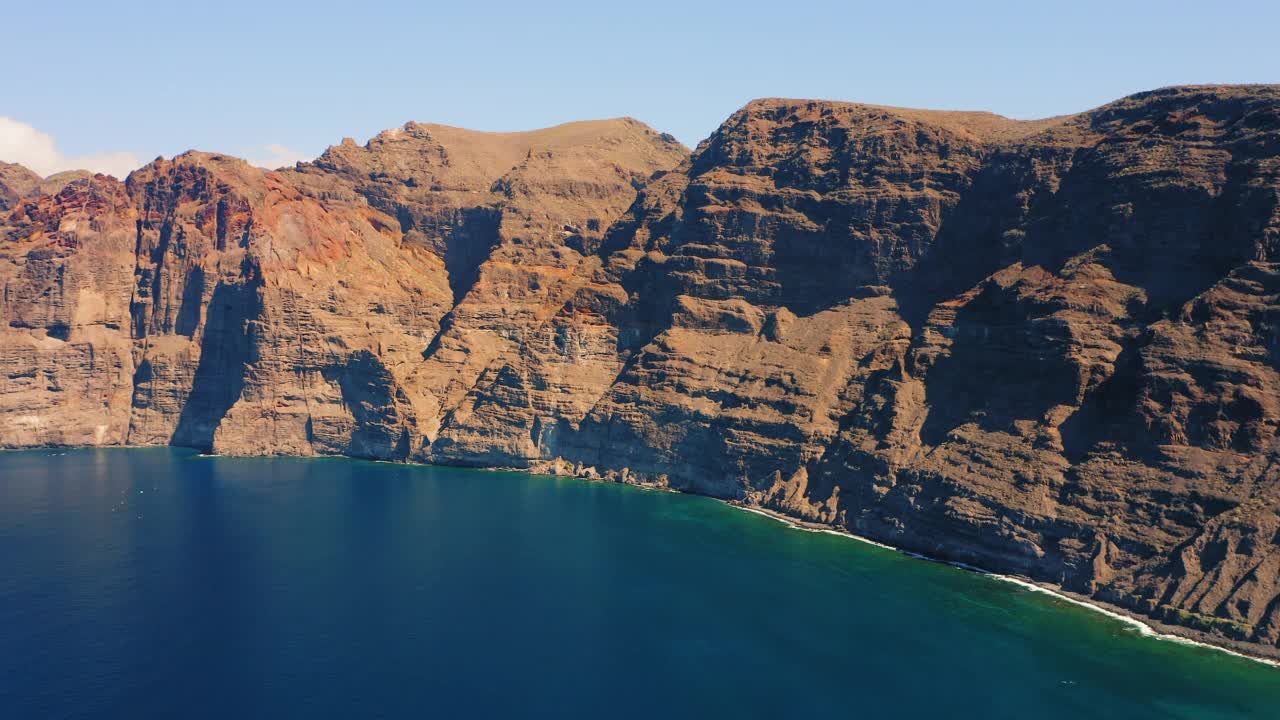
[3,87,1280,655]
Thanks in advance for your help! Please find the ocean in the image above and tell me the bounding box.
[1,448,1277,718]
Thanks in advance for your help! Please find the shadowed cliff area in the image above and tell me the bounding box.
[3,86,1280,656]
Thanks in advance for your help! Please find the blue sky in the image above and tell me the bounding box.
[1,0,1276,176]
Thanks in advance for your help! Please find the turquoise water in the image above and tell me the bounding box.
[0,449,1277,718]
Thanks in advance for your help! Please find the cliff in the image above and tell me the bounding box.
[3,86,1280,655]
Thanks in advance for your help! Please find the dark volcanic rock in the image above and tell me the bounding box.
[3,87,1280,655]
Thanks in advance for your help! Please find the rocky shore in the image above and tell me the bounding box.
[723,499,1280,666]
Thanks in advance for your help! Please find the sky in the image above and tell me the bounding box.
[1,0,1277,177]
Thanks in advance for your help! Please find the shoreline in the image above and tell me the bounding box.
[725,501,1280,670]
[8,444,1280,667]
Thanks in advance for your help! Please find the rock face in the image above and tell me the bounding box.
[3,86,1280,655]
[0,162,43,212]
[0,176,137,446]
[0,163,96,212]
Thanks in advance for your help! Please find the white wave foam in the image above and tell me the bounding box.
[724,502,1280,669]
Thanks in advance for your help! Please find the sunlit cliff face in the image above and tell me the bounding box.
[3,85,1280,653]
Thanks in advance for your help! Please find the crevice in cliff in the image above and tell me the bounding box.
[171,277,262,451]
[441,207,502,306]
[1058,336,1147,462]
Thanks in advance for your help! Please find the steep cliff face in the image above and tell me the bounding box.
[568,86,1280,651]
[0,177,137,446]
[553,86,1280,652]
[3,87,1280,654]
[283,119,689,461]
[119,152,457,456]
[1,119,687,462]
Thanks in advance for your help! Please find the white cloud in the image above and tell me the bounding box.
[0,116,313,178]
[246,143,311,170]
[0,116,141,179]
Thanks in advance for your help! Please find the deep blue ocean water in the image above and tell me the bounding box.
[1,448,1277,719]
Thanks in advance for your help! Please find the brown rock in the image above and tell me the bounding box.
[4,88,1280,655]
[0,162,43,212]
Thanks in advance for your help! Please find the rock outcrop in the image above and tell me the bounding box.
[0,162,42,212]
[3,86,1280,655]
[0,163,97,212]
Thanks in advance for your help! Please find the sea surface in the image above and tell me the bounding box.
[1,448,1278,719]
